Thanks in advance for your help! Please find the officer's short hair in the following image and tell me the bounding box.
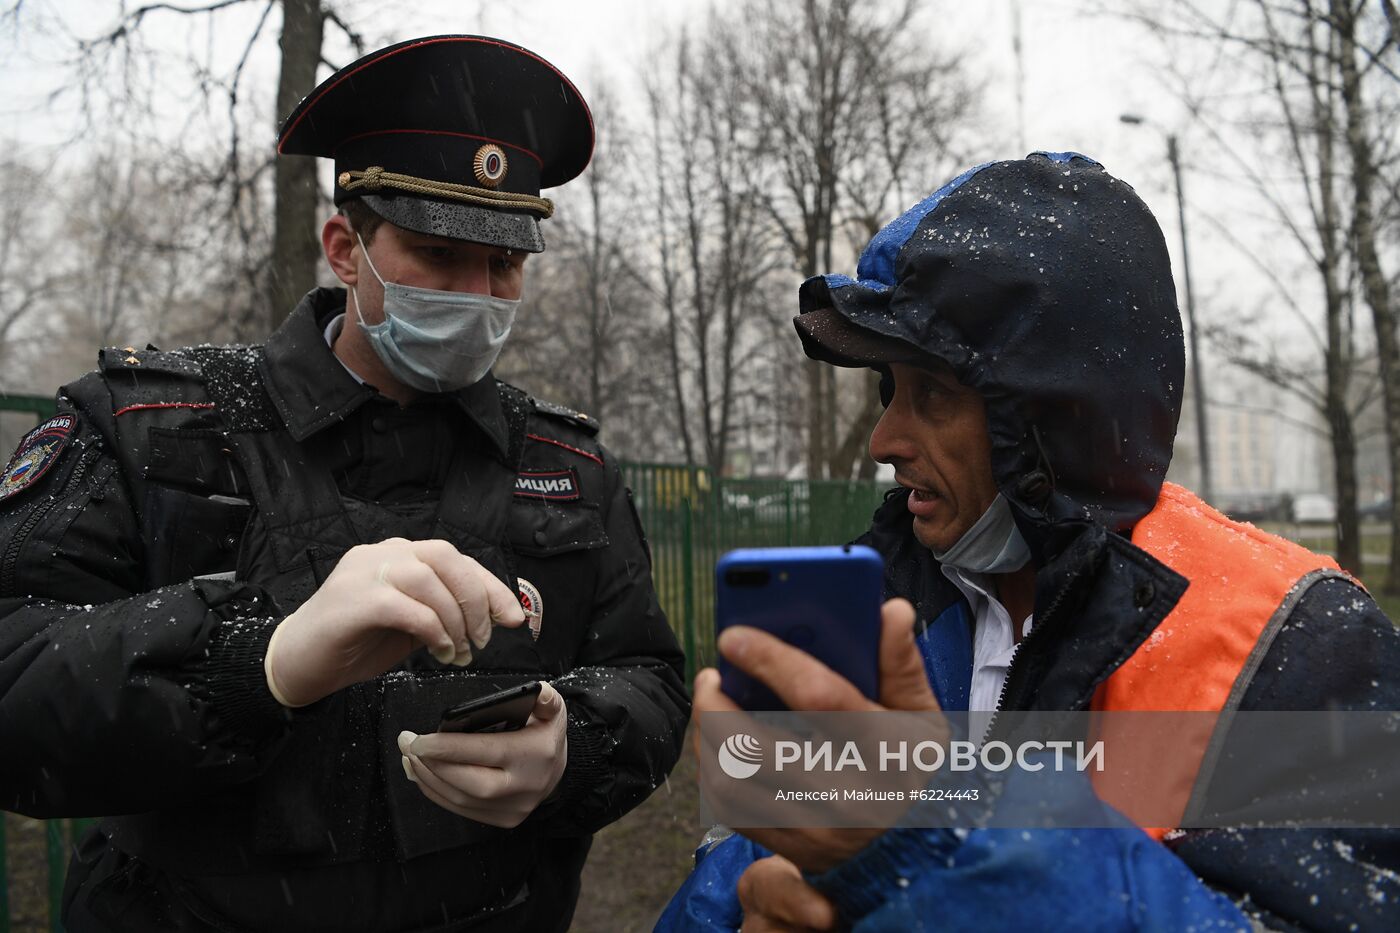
[340,200,385,244]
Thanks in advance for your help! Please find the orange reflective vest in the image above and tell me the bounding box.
[1088,483,1349,838]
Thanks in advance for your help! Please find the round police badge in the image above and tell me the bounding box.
[473,144,508,188]
[0,415,75,503]
[517,577,543,641]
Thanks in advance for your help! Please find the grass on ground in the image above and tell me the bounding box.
[1258,521,1400,617]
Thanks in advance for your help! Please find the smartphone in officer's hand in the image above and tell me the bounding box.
[715,545,884,710]
[438,681,542,733]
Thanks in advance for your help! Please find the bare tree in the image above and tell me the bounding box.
[0,134,274,395]
[269,0,330,328]
[35,0,365,336]
[640,26,789,474]
[565,83,648,427]
[1332,0,1400,586]
[1244,0,1365,573]
[645,69,698,467]
[0,152,64,385]
[1128,0,1399,575]
[621,0,976,476]
[495,81,676,459]
[722,0,976,478]
[40,150,239,375]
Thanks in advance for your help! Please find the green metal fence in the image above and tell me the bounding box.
[621,462,888,678]
[0,396,888,932]
[0,394,55,420]
[0,817,97,933]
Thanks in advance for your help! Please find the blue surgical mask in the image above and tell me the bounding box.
[932,493,1030,574]
[350,232,520,393]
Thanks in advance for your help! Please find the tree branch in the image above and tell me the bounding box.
[1210,397,1330,438]
[324,7,364,55]
[82,0,254,49]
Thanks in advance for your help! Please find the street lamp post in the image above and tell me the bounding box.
[1121,114,1214,503]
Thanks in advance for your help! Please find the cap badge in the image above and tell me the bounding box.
[517,577,544,641]
[473,144,508,188]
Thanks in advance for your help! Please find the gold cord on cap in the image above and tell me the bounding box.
[337,165,554,218]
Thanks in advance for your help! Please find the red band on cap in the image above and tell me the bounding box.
[334,128,543,167]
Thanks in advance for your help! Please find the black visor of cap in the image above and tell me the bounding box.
[794,308,929,368]
[794,273,931,369]
[360,195,546,253]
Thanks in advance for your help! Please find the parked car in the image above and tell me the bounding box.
[1360,498,1392,521]
[1218,492,1291,524]
[1291,492,1337,524]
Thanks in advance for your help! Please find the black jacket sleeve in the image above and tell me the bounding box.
[1170,575,1400,932]
[535,448,691,835]
[0,386,290,818]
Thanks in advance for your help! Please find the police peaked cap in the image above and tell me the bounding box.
[278,35,594,252]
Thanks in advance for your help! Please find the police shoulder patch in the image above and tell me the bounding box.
[1,415,76,503]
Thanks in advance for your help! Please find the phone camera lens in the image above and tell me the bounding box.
[725,568,771,587]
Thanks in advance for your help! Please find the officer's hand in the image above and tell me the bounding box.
[738,855,838,932]
[264,538,526,707]
[397,681,568,828]
[694,598,944,872]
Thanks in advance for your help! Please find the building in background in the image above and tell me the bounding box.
[1171,363,1345,521]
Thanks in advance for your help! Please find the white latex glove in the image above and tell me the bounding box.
[398,681,569,828]
[264,538,525,708]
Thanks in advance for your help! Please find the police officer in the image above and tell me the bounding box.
[0,36,689,932]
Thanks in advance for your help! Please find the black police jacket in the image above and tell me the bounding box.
[0,288,690,933]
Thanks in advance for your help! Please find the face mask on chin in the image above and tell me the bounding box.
[931,493,1031,574]
[349,231,520,394]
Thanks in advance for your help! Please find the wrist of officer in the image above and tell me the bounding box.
[263,620,307,708]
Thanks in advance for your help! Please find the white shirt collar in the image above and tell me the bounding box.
[941,563,1034,715]
[323,312,368,385]
[941,565,1034,640]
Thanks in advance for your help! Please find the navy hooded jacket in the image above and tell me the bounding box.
[657,153,1400,932]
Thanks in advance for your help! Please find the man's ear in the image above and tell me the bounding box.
[322,214,358,286]
[876,365,894,408]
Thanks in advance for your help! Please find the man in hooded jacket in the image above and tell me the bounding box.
[658,152,1400,931]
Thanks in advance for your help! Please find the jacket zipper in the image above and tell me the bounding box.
[981,560,1085,744]
[0,446,97,596]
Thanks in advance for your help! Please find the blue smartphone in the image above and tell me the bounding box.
[715,545,884,710]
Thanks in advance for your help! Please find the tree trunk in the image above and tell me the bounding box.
[587,164,605,422]
[648,84,695,466]
[1333,0,1400,590]
[1322,210,1360,574]
[828,369,885,480]
[1313,5,1362,574]
[805,344,827,479]
[1328,387,1362,574]
[268,0,325,331]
